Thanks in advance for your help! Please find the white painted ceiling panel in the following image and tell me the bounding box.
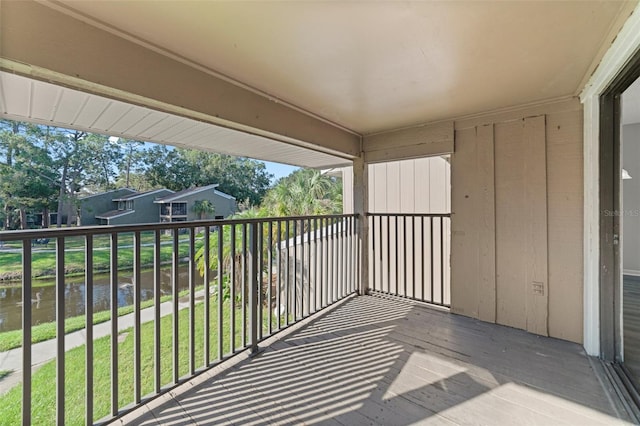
[1,73,31,117]
[31,81,62,122]
[0,72,349,168]
[74,96,112,128]
[54,90,89,124]
[125,111,169,137]
[91,102,126,131]
[143,115,185,140]
[107,108,150,134]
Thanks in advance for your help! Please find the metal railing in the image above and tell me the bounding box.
[367,213,451,307]
[0,214,358,425]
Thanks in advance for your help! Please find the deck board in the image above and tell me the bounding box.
[123,295,634,425]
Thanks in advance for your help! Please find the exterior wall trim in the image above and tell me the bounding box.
[580,2,640,356]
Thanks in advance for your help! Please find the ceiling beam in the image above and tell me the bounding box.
[0,1,361,159]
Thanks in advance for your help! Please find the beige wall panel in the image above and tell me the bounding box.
[476,124,497,323]
[523,116,549,336]
[372,163,388,212]
[495,120,527,331]
[450,127,480,318]
[429,158,448,212]
[547,110,584,343]
[415,158,432,212]
[386,162,402,212]
[364,121,454,163]
[342,167,354,214]
[400,161,416,212]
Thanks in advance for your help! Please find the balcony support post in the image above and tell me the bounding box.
[353,155,369,295]
[249,222,261,356]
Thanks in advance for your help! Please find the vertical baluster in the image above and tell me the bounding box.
[276,220,282,330]
[386,216,390,295]
[441,216,445,306]
[230,224,236,353]
[313,218,318,312]
[320,218,325,308]
[217,224,224,360]
[172,229,179,384]
[285,220,290,324]
[57,237,66,423]
[203,226,210,366]
[267,221,273,335]
[430,217,434,304]
[188,228,195,375]
[22,240,32,425]
[133,231,141,402]
[85,235,94,421]
[293,220,298,320]
[110,233,119,415]
[153,230,161,393]
[339,218,344,299]
[403,216,407,298]
[412,216,416,301]
[258,221,264,340]
[371,216,376,292]
[307,219,312,316]
[249,222,259,355]
[242,223,247,347]
[421,216,425,302]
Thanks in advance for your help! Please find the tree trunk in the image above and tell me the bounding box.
[57,163,68,228]
[19,207,27,230]
[42,207,50,228]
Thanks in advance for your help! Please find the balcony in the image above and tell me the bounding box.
[0,213,634,425]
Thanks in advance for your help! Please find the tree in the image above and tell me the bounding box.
[0,120,58,229]
[192,199,215,220]
[142,148,273,205]
[261,169,342,217]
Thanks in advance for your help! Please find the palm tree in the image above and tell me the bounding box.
[192,199,215,220]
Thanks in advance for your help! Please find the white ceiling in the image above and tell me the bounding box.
[0,71,350,169]
[48,0,630,135]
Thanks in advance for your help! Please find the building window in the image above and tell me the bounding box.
[126,200,134,210]
[160,203,170,216]
[118,201,125,210]
[172,202,187,216]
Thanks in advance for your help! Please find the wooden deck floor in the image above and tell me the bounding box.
[117,295,634,425]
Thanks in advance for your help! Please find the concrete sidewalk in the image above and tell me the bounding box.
[0,289,208,394]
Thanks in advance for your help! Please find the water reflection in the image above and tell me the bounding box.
[0,265,202,332]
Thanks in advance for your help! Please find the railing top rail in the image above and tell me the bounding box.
[0,213,358,241]
[366,212,451,218]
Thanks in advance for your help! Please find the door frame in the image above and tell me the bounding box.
[599,51,640,362]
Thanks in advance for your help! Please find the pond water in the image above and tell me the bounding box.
[0,265,205,333]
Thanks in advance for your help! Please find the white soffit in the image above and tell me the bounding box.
[49,0,631,135]
[0,71,350,169]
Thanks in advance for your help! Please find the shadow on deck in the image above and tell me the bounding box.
[116,295,633,425]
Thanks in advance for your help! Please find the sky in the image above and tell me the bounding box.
[262,161,299,182]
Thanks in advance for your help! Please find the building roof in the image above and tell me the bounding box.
[95,209,135,220]
[113,188,174,201]
[153,184,235,203]
[79,188,136,200]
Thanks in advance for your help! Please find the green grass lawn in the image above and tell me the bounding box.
[0,297,280,425]
[0,232,205,281]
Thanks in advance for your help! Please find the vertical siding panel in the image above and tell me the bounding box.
[547,110,583,342]
[451,128,480,317]
[495,120,527,330]
[524,115,549,336]
[477,124,496,323]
